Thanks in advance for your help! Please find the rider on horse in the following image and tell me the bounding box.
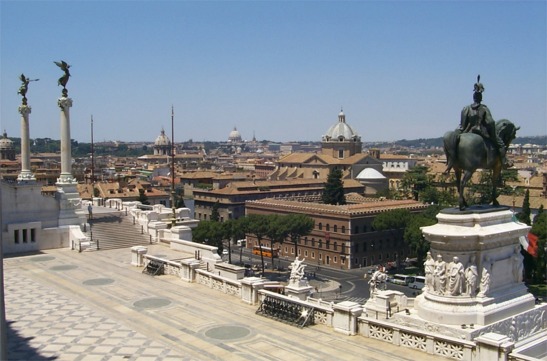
[445,75,510,173]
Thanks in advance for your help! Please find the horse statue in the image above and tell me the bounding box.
[443,119,519,210]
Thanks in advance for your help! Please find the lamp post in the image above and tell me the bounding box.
[170,106,176,228]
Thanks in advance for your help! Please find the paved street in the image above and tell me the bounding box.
[3,245,445,361]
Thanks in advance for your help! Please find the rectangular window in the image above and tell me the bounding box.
[31,229,36,242]
[291,247,294,254]
[14,230,19,244]
[22,229,28,243]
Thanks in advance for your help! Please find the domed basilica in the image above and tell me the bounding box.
[270,109,387,195]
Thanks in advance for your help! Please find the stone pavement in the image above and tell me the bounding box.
[4,246,446,361]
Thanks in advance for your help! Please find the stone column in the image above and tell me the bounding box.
[17,105,35,182]
[57,96,74,185]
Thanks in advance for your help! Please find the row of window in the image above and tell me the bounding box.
[14,229,36,244]
[316,222,375,235]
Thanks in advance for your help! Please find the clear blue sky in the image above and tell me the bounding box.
[1,1,545,143]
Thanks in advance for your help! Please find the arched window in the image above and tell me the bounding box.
[341,226,346,234]
[334,225,338,233]
[326,224,330,232]
[318,223,323,231]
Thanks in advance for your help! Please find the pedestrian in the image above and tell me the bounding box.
[87,203,93,220]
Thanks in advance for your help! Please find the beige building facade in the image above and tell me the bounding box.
[245,198,429,270]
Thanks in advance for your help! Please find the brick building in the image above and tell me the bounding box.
[245,198,429,270]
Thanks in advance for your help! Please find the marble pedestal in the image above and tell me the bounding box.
[417,206,535,326]
[285,280,313,300]
[56,182,83,227]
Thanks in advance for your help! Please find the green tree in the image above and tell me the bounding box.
[286,214,314,257]
[401,165,430,201]
[265,215,289,270]
[530,212,546,283]
[322,168,346,205]
[192,220,224,251]
[522,212,546,284]
[175,188,186,208]
[137,189,150,205]
[533,204,544,223]
[242,214,270,274]
[211,201,220,222]
[517,189,531,226]
[372,209,411,230]
[404,215,436,266]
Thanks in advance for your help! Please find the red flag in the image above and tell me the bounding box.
[520,233,539,258]
[527,232,539,258]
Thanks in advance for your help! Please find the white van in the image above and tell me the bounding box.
[391,274,415,286]
[408,276,425,289]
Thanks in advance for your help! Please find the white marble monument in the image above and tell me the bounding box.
[415,207,536,327]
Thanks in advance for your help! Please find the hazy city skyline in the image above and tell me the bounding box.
[1,1,545,143]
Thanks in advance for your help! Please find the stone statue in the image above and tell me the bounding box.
[433,255,447,295]
[289,257,306,285]
[54,60,71,96]
[368,269,387,296]
[465,256,478,297]
[447,256,464,296]
[512,245,524,283]
[17,73,39,105]
[424,252,435,292]
[443,76,519,210]
[478,258,491,297]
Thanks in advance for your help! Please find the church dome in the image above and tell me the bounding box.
[356,168,386,180]
[155,129,170,146]
[228,127,242,143]
[322,110,361,142]
[0,131,14,150]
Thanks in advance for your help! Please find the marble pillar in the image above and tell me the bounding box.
[57,96,75,185]
[17,104,35,182]
[55,96,81,226]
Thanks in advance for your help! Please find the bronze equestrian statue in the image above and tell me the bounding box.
[443,76,519,210]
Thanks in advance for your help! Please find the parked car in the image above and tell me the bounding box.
[222,249,229,256]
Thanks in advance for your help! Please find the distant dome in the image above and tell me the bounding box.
[356,168,386,180]
[0,130,15,161]
[322,110,361,142]
[155,129,170,146]
[229,127,242,143]
[0,130,14,150]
